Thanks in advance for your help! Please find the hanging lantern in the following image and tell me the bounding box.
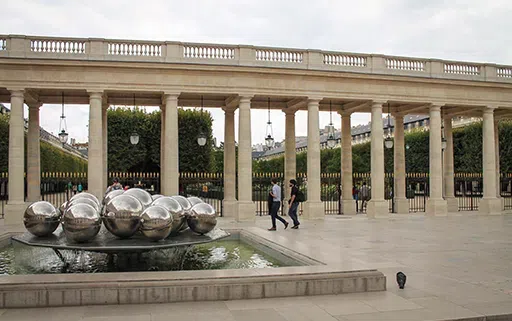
[130,132,140,145]
[197,95,208,147]
[441,121,447,150]
[327,100,337,148]
[384,102,394,149]
[265,97,274,148]
[58,92,68,144]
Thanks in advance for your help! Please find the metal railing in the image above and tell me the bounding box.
[0,35,511,83]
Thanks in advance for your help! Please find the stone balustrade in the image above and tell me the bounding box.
[0,34,511,83]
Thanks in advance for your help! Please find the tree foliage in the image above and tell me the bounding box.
[107,107,214,172]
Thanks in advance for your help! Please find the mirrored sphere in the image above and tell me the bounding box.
[66,197,101,213]
[124,188,153,208]
[140,205,173,241]
[187,203,217,235]
[104,194,144,238]
[69,192,100,207]
[59,201,68,216]
[62,203,101,243]
[151,197,186,235]
[23,201,61,237]
[171,195,192,231]
[104,189,124,205]
[151,194,163,201]
[187,196,204,207]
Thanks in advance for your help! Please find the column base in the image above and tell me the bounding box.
[303,201,324,220]
[367,200,389,218]
[236,201,256,222]
[395,198,409,214]
[4,202,28,226]
[426,199,448,216]
[341,199,356,215]
[222,199,238,219]
[445,197,459,213]
[479,198,502,215]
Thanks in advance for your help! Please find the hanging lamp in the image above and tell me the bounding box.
[58,92,69,144]
[265,97,274,148]
[384,102,394,149]
[327,100,336,148]
[197,95,207,146]
[130,94,139,145]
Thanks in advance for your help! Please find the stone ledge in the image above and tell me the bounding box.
[0,269,385,308]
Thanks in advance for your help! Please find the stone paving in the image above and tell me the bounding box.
[0,213,511,320]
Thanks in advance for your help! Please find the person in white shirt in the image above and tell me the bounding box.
[268,178,289,231]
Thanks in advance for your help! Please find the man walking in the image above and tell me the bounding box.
[288,179,301,229]
[268,178,289,231]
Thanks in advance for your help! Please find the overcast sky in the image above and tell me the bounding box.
[2,0,511,145]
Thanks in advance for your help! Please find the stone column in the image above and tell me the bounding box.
[426,105,448,216]
[479,107,501,215]
[367,101,388,218]
[443,117,458,212]
[5,89,26,225]
[162,93,179,196]
[393,114,408,214]
[223,107,237,218]
[27,102,42,203]
[87,92,104,201]
[237,96,256,221]
[494,119,501,200]
[102,101,108,189]
[304,98,324,220]
[340,111,355,214]
[160,106,165,193]
[284,109,296,208]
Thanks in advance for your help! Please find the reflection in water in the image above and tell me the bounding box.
[0,240,284,275]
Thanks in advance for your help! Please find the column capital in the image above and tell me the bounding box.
[88,91,103,100]
[162,93,179,105]
[391,112,404,119]
[484,106,497,113]
[371,101,385,109]
[430,105,442,112]
[222,105,237,113]
[307,97,322,105]
[239,95,253,103]
[8,89,24,98]
[337,110,352,117]
[283,108,297,116]
[27,102,42,109]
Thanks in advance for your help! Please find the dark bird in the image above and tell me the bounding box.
[396,272,406,289]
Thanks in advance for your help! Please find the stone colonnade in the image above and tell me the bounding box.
[4,89,504,224]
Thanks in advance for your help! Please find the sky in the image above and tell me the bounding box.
[1,0,511,145]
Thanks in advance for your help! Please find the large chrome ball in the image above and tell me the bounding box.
[69,192,100,207]
[23,201,61,237]
[151,197,186,235]
[171,195,192,231]
[187,196,204,206]
[62,203,101,243]
[124,188,152,209]
[66,197,101,213]
[187,203,217,235]
[104,189,124,205]
[140,205,173,241]
[104,194,144,238]
[151,194,163,201]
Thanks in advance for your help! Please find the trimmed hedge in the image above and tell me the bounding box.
[253,120,512,173]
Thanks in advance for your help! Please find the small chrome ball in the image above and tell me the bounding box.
[152,197,186,235]
[187,203,217,235]
[62,203,101,243]
[104,194,144,238]
[140,205,173,241]
[187,196,204,206]
[171,195,192,231]
[69,192,100,207]
[66,197,101,213]
[124,188,153,208]
[151,194,163,201]
[23,201,61,237]
[104,189,124,205]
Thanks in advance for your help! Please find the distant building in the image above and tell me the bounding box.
[0,104,87,160]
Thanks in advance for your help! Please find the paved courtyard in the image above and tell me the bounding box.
[0,213,511,320]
